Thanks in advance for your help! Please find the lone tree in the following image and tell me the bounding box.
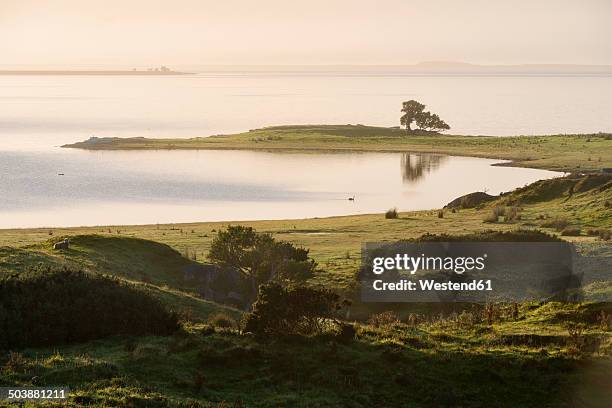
[400,100,450,133]
[208,226,316,303]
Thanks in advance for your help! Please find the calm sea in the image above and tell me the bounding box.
[3,71,602,227]
[0,72,611,150]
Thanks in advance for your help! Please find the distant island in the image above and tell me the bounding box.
[0,66,192,76]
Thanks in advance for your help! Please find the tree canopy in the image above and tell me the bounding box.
[208,225,316,289]
[400,100,450,133]
[243,282,343,336]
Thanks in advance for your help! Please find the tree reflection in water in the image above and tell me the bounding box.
[401,153,447,182]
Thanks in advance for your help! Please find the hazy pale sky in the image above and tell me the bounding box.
[1,0,610,67]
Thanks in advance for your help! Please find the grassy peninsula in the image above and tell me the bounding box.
[63,125,612,172]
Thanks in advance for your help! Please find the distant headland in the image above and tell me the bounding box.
[0,66,192,76]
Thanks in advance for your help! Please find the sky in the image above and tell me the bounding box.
[1,0,611,68]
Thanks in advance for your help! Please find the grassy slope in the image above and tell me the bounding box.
[63,125,612,172]
[0,235,239,323]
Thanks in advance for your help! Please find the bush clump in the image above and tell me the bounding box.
[367,311,400,328]
[505,206,522,222]
[483,206,506,223]
[0,267,179,349]
[243,282,343,336]
[541,216,570,231]
[207,312,238,329]
[414,230,562,242]
[385,208,399,219]
[560,227,581,236]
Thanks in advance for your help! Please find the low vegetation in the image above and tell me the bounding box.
[243,282,346,337]
[384,207,399,219]
[0,268,179,349]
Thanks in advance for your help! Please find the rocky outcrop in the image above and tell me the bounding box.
[444,191,496,209]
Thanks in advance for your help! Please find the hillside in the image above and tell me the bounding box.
[0,235,239,323]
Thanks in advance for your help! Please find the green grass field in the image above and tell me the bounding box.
[1,131,611,407]
[63,125,612,172]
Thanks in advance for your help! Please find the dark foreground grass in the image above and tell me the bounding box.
[2,301,611,407]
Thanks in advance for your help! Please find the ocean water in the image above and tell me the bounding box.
[0,73,611,150]
[0,149,561,228]
[2,72,599,227]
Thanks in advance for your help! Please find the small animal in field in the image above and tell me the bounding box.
[53,238,70,250]
[348,195,355,201]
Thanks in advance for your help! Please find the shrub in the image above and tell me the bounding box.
[336,323,357,344]
[456,310,479,329]
[437,210,444,218]
[505,206,522,222]
[367,311,400,328]
[415,230,562,242]
[385,208,398,219]
[560,227,581,236]
[483,211,498,223]
[483,205,507,223]
[0,267,179,349]
[597,310,610,331]
[565,322,587,351]
[207,312,237,329]
[586,228,610,239]
[2,351,27,373]
[208,226,316,300]
[541,216,570,231]
[492,206,506,217]
[405,313,421,328]
[243,283,343,336]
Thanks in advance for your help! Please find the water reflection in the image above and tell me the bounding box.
[0,149,561,228]
[401,153,448,182]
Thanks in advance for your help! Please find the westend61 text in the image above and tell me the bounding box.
[372,279,493,292]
